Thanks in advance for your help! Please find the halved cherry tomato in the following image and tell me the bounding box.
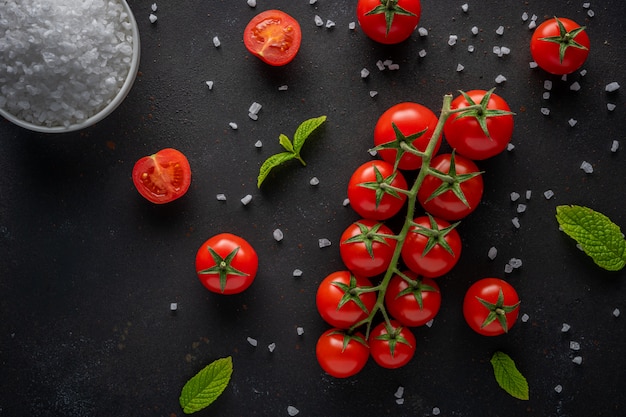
[132,148,191,204]
[316,329,370,378]
[530,17,590,75]
[463,278,520,336]
[195,233,259,295]
[243,9,302,66]
[356,0,421,45]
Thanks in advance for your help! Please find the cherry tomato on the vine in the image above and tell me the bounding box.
[373,102,440,170]
[339,219,397,278]
[443,89,514,160]
[368,320,416,369]
[417,152,484,221]
[463,278,521,336]
[530,17,590,75]
[243,10,302,66]
[316,329,370,378]
[347,160,408,220]
[356,0,421,45]
[195,233,259,295]
[401,215,462,278]
[385,271,441,327]
[316,271,377,329]
[132,148,191,204]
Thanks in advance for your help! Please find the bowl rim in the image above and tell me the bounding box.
[0,0,141,134]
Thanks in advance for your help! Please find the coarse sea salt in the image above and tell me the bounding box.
[273,229,284,241]
[287,406,299,416]
[318,238,332,248]
[241,194,253,205]
[394,386,404,398]
[611,140,619,152]
[293,269,303,278]
[488,247,498,260]
[605,82,621,92]
[0,0,136,128]
[216,193,227,201]
[296,326,305,335]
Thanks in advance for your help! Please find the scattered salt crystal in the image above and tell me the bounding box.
[531,14,538,21]
[561,74,568,82]
[388,63,400,70]
[468,45,475,53]
[249,102,262,115]
[541,107,551,116]
[287,406,299,416]
[314,15,324,27]
[326,20,336,29]
[376,60,386,71]
[293,269,303,277]
[509,258,523,269]
[613,308,620,317]
[343,198,351,207]
[543,92,551,100]
[213,36,221,48]
[512,217,520,229]
[587,9,595,18]
[433,407,441,416]
[517,204,527,213]
[151,3,158,12]
[544,80,553,90]
[268,343,276,352]
[580,161,593,173]
[572,356,583,365]
[461,3,469,12]
[611,140,620,152]
[510,191,520,201]
[383,59,394,67]
[495,74,507,84]
[488,247,498,260]
[507,143,515,151]
[605,82,621,92]
[255,140,263,148]
[361,68,370,78]
[528,20,537,30]
[241,194,253,205]
[570,341,581,351]
[456,63,465,72]
[580,69,587,76]
[278,85,288,91]
[310,177,320,186]
[526,190,532,200]
[349,22,356,30]
[425,319,434,327]
[368,148,378,156]
[229,122,238,130]
[522,12,529,21]
[505,264,513,274]
[562,323,571,332]
[249,113,258,121]
[296,326,305,335]
[521,313,529,322]
[170,302,178,311]
[418,27,429,36]
[607,103,616,111]
[369,91,379,98]
[544,190,554,199]
[583,2,591,8]
[570,82,581,91]
[318,238,332,248]
[149,14,158,23]
[309,0,317,4]
[394,386,404,398]
[247,337,258,347]
[471,26,479,35]
[247,0,256,7]
[554,384,563,393]
[568,118,578,127]
[529,61,538,69]
[500,46,511,55]
[216,193,227,201]
[205,80,214,90]
[418,49,427,58]
[273,229,284,241]
[396,398,404,405]
[496,25,505,35]
[448,35,458,46]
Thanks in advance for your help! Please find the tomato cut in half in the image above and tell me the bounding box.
[132,148,192,204]
[243,9,302,66]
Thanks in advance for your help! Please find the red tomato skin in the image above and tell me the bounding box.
[368,320,416,369]
[374,102,440,170]
[132,148,192,204]
[316,329,370,378]
[444,90,514,160]
[347,160,408,220]
[339,219,397,278]
[417,153,484,221]
[401,216,462,278]
[356,0,421,45]
[195,233,259,295]
[530,17,590,75]
[243,10,302,66]
[463,278,520,336]
[385,271,441,327]
[316,271,377,329]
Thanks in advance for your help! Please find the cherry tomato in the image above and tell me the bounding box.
[132,148,191,204]
[373,102,440,170]
[347,160,408,220]
[195,233,259,294]
[339,219,397,278]
[530,17,590,75]
[463,278,521,336]
[443,89,514,160]
[368,320,416,369]
[243,9,302,66]
[385,271,441,327]
[316,329,370,378]
[316,271,377,329]
[356,0,421,45]
[401,215,462,278]
[417,152,484,221]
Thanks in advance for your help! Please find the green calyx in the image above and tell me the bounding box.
[424,150,483,208]
[370,122,428,170]
[342,221,393,259]
[197,246,249,293]
[452,88,515,140]
[395,272,439,309]
[328,329,369,351]
[410,214,460,257]
[332,273,373,314]
[539,17,588,64]
[375,323,413,358]
[358,165,405,209]
[476,288,520,333]
[365,0,417,36]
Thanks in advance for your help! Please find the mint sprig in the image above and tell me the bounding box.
[555,205,626,271]
[179,356,233,414]
[490,351,529,400]
[257,115,327,188]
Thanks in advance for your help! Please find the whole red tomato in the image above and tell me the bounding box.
[356,0,421,44]
[316,271,377,329]
[443,89,514,160]
[347,160,408,220]
[401,215,462,278]
[385,271,441,327]
[368,320,416,369]
[417,152,484,221]
[195,233,259,294]
[463,278,521,336]
[373,102,440,170]
[243,10,302,66]
[530,17,590,75]
[339,219,397,278]
[132,148,192,204]
[316,329,370,378]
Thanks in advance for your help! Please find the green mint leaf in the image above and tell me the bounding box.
[555,205,626,271]
[490,351,529,401]
[257,152,296,188]
[179,356,233,414]
[279,133,295,153]
[293,115,327,155]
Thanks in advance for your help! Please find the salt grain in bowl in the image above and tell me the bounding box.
[0,0,140,132]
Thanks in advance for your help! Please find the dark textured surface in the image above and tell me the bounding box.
[1,1,625,416]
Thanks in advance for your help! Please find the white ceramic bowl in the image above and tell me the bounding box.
[0,0,140,133]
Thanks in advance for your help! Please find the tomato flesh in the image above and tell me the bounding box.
[244,10,302,66]
[132,148,191,204]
